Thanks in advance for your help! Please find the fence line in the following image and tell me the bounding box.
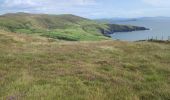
[147,36,170,41]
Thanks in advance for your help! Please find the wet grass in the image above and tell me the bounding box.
[0,31,170,100]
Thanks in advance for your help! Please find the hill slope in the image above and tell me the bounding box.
[0,13,148,41]
[0,30,169,99]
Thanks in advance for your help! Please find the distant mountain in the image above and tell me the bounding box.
[0,12,148,41]
[96,18,137,23]
[137,17,170,21]
[96,16,170,24]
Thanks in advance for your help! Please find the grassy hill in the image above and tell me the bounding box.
[0,30,169,100]
[0,13,148,41]
[0,13,167,100]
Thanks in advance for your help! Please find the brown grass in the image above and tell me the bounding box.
[0,31,170,100]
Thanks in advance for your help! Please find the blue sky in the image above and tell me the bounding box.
[0,0,170,18]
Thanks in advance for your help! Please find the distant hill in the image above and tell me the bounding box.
[0,13,148,41]
[137,17,170,21]
[96,18,137,23]
[0,12,90,30]
[96,17,170,23]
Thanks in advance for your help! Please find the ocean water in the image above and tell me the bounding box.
[111,19,170,41]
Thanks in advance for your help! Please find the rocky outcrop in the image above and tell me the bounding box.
[101,24,149,37]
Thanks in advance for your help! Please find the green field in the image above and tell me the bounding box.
[0,30,169,100]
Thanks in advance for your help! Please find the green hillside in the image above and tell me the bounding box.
[0,13,147,41]
[0,30,169,100]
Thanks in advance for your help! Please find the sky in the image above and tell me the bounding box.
[0,0,170,18]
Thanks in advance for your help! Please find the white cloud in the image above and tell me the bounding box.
[1,0,169,18]
[69,0,96,5]
[1,0,96,8]
[0,0,98,17]
[2,0,38,7]
[142,0,170,7]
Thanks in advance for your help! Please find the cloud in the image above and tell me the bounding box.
[1,0,170,18]
[1,0,38,8]
[1,0,96,8]
[0,0,97,15]
[142,0,170,7]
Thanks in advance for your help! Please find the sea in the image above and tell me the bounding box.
[111,18,170,41]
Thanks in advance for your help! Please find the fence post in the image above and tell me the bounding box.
[148,36,149,41]
[168,36,170,41]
